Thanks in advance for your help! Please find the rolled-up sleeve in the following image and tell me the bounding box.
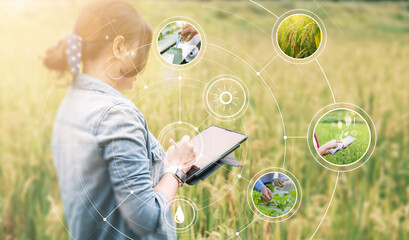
[254,179,266,192]
[97,103,170,236]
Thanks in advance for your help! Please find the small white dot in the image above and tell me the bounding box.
[283,136,287,140]
[72,45,77,49]
[236,232,239,236]
[71,56,76,61]
[144,85,148,89]
[238,174,241,178]
[256,72,260,76]
[178,121,182,125]
[103,218,106,222]
[178,76,182,80]
[77,53,81,57]
[194,128,198,131]
[130,190,134,194]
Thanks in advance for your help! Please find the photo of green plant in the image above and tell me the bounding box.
[157,20,201,65]
[277,14,321,59]
[1,1,408,239]
[252,174,297,217]
[315,109,370,165]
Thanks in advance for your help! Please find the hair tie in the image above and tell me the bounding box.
[65,34,82,76]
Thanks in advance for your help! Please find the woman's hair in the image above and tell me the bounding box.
[43,0,152,76]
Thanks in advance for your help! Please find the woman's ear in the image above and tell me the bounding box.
[112,35,126,59]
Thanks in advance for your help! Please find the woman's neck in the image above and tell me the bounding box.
[83,60,121,91]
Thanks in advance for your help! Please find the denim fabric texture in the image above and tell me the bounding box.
[52,74,176,240]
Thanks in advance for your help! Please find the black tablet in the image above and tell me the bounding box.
[185,125,247,185]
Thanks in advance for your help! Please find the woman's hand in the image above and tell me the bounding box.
[318,139,342,156]
[165,135,196,173]
[260,187,274,204]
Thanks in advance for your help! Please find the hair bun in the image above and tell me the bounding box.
[43,38,69,72]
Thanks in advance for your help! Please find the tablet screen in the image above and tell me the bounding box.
[186,126,247,177]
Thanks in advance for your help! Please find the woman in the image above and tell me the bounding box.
[44,1,195,239]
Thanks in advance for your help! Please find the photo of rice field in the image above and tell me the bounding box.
[314,109,371,165]
[277,14,321,59]
[1,0,409,239]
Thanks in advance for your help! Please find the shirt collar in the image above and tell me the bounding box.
[73,73,127,100]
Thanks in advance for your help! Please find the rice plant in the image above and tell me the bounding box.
[1,1,409,240]
[277,14,321,59]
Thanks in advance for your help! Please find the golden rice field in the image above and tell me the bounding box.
[1,1,409,239]
[277,14,321,59]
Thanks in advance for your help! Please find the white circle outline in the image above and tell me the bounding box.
[275,14,321,60]
[250,172,298,219]
[312,108,371,167]
[162,197,198,232]
[206,78,245,118]
[203,75,250,121]
[157,121,204,168]
[220,91,233,105]
[156,20,202,65]
[307,102,377,172]
[131,78,249,210]
[271,10,327,64]
[153,16,206,70]
[246,168,302,223]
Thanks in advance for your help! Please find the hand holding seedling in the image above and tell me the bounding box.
[274,180,285,187]
[318,139,342,156]
[260,187,274,204]
[181,24,198,41]
[165,135,196,173]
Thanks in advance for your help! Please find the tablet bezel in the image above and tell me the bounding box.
[185,125,247,182]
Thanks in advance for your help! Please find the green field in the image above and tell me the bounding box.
[315,110,370,165]
[1,1,409,240]
[252,184,296,217]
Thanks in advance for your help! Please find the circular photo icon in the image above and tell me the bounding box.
[277,14,321,59]
[157,21,202,65]
[204,75,249,120]
[252,172,297,218]
[162,197,198,233]
[313,109,371,166]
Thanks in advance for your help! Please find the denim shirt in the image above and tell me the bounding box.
[253,173,286,192]
[52,74,176,240]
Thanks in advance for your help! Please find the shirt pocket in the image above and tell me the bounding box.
[151,141,166,162]
[150,140,166,186]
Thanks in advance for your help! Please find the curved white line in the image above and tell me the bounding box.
[208,42,287,167]
[309,171,340,240]
[203,5,271,36]
[316,59,336,103]
[227,218,258,240]
[249,0,279,19]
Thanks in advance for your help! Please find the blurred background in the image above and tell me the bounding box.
[0,0,408,239]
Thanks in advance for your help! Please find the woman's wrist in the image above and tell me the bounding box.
[164,168,184,187]
[163,172,180,185]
